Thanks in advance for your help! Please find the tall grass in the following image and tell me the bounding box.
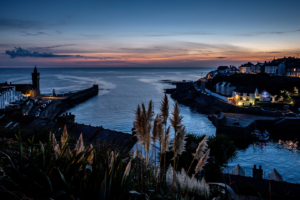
[133,94,211,199]
[1,128,133,199]
[0,95,238,199]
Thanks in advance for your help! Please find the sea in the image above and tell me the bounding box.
[1,67,300,183]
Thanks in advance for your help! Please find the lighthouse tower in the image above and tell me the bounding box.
[32,65,40,95]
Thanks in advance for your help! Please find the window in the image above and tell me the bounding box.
[240,97,242,100]
[247,97,249,101]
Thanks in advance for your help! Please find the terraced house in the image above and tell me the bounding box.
[286,63,300,77]
[0,86,22,109]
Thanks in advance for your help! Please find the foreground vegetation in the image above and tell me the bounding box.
[0,95,238,199]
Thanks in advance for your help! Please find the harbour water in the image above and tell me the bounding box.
[1,67,300,183]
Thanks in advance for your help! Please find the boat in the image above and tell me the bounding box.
[258,134,269,141]
[258,130,270,141]
[251,129,270,141]
[250,129,260,138]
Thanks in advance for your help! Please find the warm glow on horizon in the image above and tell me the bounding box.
[1,0,300,68]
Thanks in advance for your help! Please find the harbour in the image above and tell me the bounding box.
[1,67,300,184]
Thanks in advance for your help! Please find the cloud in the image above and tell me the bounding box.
[5,47,81,58]
[0,19,42,30]
[146,32,214,37]
[80,34,102,37]
[216,57,227,59]
[268,51,282,54]
[56,30,62,34]
[31,44,76,50]
[21,31,48,36]
[239,29,300,36]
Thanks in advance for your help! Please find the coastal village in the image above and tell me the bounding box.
[1,62,300,199]
[164,56,300,198]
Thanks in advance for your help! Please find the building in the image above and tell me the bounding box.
[229,65,239,73]
[1,66,40,97]
[224,83,236,96]
[277,63,286,75]
[32,66,40,95]
[253,62,264,73]
[215,82,223,93]
[239,62,253,73]
[216,82,236,96]
[268,169,283,182]
[232,87,258,106]
[232,164,245,176]
[259,89,276,102]
[217,66,230,73]
[0,86,20,109]
[286,63,300,77]
[264,62,280,74]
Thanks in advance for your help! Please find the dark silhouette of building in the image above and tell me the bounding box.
[1,66,41,97]
[252,165,263,179]
[32,66,40,95]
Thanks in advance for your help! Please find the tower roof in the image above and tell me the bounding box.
[34,65,37,73]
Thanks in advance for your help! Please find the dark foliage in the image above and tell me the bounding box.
[162,134,237,182]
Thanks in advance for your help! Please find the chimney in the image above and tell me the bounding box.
[56,113,75,127]
[252,165,263,179]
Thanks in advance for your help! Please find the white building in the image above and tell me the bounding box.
[0,86,22,109]
[232,87,258,106]
[217,66,230,73]
[215,82,222,93]
[264,62,281,74]
[220,82,227,94]
[216,82,236,96]
[224,83,236,96]
[239,62,254,73]
[277,63,286,75]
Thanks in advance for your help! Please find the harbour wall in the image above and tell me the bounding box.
[41,85,98,120]
[65,84,99,104]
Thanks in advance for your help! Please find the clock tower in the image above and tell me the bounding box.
[32,65,40,95]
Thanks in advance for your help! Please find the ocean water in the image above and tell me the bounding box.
[1,68,300,183]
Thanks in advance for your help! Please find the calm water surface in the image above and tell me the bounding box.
[1,68,299,183]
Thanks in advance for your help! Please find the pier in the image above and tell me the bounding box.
[28,84,99,120]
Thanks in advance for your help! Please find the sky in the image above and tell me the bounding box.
[1,0,300,68]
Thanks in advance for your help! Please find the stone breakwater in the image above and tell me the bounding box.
[64,84,99,105]
[42,84,99,120]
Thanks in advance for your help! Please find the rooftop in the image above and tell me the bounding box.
[233,87,256,94]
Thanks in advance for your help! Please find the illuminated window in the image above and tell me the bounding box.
[294,68,296,72]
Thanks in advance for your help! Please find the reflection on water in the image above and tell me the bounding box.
[1,68,300,183]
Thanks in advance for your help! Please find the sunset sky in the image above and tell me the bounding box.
[1,0,300,68]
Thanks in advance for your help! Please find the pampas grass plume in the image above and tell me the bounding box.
[61,125,68,148]
[160,94,169,125]
[193,135,208,160]
[195,149,210,173]
[87,144,94,165]
[75,134,84,155]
